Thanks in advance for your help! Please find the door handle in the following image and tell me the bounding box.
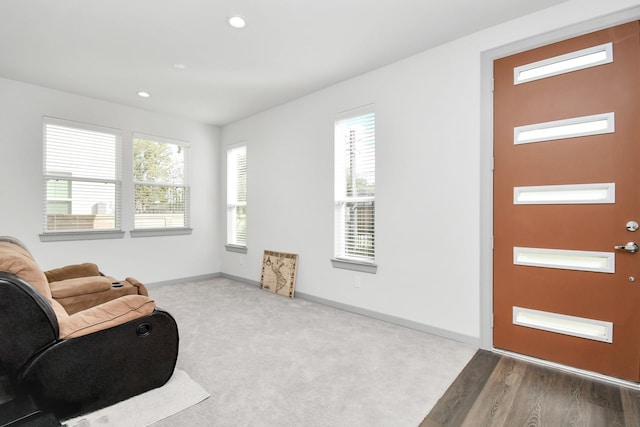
[614,242,639,253]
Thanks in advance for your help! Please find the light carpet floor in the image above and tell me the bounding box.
[63,369,209,427]
[145,277,476,427]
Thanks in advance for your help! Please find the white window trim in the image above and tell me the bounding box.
[225,244,248,254]
[40,116,123,242]
[330,258,378,274]
[333,105,376,272]
[226,142,247,250]
[130,227,192,238]
[40,230,125,242]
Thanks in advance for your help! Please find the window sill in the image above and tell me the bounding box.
[331,258,378,274]
[225,244,248,254]
[40,230,125,242]
[130,227,193,238]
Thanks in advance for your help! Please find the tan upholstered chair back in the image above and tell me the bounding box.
[0,240,53,301]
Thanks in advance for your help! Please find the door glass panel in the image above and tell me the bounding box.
[513,247,614,273]
[514,113,614,144]
[514,42,613,84]
[513,306,613,343]
[514,183,615,204]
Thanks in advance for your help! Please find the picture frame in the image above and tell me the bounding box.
[260,250,299,298]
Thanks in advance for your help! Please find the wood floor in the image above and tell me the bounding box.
[420,350,640,427]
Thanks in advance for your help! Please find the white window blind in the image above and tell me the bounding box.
[227,144,247,246]
[43,117,122,233]
[133,134,190,230]
[334,109,375,263]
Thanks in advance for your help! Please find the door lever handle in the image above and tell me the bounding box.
[614,242,639,253]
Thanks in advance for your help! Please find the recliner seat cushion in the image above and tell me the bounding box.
[49,276,113,298]
[51,276,148,315]
[43,262,150,314]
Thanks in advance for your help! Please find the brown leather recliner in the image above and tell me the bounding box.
[0,237,179,422]
[43,261,149,315]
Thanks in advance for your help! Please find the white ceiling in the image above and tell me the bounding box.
[0,0,566,126]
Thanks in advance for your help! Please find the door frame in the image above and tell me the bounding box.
[480,6,640,362]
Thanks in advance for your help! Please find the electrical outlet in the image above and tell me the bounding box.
[239,256,244,265]
[354,276,362,288]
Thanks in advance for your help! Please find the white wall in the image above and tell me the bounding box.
[1,0,636,344]
[0,78,221,283]
[220,0,640,344]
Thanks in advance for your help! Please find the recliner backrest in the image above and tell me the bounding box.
[0,241,70,320]
[0,241,52,300]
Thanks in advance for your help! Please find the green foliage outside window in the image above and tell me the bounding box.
[133,139,185,215]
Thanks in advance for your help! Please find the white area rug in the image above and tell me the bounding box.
[63,369,209,427]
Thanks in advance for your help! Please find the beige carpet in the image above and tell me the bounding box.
[146,277,477,427]
[62,369,209,427]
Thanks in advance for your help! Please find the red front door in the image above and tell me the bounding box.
[493,21,640,382]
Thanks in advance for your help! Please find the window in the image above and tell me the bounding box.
[132,134,190,234]
[42,117,122,240]
[333,108,376,271]
[226,144,247,251]
[514,42,613,84]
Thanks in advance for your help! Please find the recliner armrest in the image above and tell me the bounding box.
[58,294,156,339]
[49,276,113,299]
[124,276,149,297]
[43,263,100,283]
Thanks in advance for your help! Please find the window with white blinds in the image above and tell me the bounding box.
[334,109,375,264]
[133,134,190,230]
[43,117,122,235]
[227,144,247,247]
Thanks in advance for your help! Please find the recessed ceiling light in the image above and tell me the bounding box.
[173,63,186,70]
[137,91,151,98]
[228,16,246,29]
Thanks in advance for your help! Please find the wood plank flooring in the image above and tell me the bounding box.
[420,350,640,427]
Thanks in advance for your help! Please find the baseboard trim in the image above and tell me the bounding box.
[297,291,480,347]
[219,273,479,347]
[219,273,259,287]
[147,273,222,288]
